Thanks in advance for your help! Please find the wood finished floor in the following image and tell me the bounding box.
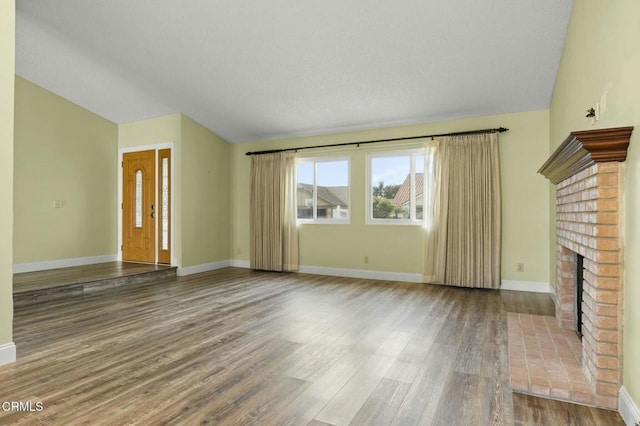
[1,267,623,425]
[13,261,172,293]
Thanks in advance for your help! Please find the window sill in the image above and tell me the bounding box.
[366,220,424,226]
[297,220,350,225]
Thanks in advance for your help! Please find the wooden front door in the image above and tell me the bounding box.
[122,150,156,262]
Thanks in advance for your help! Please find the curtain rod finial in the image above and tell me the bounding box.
[497,127,509,133]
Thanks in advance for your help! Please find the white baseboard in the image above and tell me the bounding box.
[620,386,640,426]
[298,265,422,283]
[548,283,557,303]
[230,261,555,290]
[231,260,251,268]
[157,258,419,282]
[13,254,118,274]
[501,280,552,294]
[231,259,421,282]
[177,260,232,276]
[0,342,16,367]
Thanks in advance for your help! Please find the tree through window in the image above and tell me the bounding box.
[368,151,424,224]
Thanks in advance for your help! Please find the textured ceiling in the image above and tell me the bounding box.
[15,0,573,143]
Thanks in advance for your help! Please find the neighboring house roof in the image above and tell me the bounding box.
[392,173,424,206]
[325,186,348,207]
[297,183,348,207]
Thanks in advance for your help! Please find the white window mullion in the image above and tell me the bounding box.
[313,161,318,220]
[410,154,416,221]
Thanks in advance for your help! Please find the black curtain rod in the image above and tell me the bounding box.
[245,127,509,156]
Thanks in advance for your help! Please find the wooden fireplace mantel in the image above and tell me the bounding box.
[538,126,634,184]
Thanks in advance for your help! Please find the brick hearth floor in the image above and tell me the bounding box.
[507,312,597,406]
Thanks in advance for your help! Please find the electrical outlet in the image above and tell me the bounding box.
[236,248,241,255]
[53,200,64,208]
[517,263,524,273]
[364,256,369,264]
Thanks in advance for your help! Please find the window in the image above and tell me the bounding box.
[135,170,143,228]
[161,157,169,250]
[297,157,349,223]
[368,150,425,224]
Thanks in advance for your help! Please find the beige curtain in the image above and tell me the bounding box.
[250,152,298,271]
[423,133,501,288]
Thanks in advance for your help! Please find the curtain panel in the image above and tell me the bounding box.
[423,133,501,288]
[250,152,299,272]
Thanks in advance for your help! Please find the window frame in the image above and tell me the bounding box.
[366,149,425,226]
[296,156,351,225]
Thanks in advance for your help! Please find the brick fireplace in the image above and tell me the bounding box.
[539,126,633,409]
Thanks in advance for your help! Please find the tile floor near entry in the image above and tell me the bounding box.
[507,313,599,407]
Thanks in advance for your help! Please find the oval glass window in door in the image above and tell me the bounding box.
[135,170,143,228]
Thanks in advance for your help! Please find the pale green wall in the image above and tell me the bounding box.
[14,77,118,264]
[231,110,550,282]
[550,0,640,407]
[181,116,230,267]
[119,113,231,268]
[118,113,182,149]
[0,0,15,345]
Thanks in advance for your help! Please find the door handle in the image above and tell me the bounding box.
[151,204,155,219]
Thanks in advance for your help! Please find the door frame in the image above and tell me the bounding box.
[118,142,176,266]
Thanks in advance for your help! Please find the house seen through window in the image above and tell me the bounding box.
[368,151,425,224]
[296,158,349,222]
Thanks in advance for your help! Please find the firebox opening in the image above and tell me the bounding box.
[575,253,584,338]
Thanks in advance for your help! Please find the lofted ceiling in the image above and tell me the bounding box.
[15,1,573,143]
